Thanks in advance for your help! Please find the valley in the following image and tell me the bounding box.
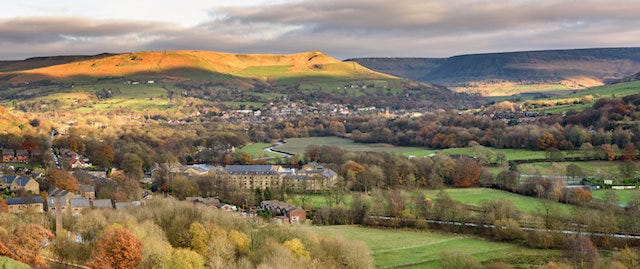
[2,48,640,269]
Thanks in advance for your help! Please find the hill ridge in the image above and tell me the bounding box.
[348,47,640,96]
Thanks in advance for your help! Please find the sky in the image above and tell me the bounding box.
[0,0,639,60]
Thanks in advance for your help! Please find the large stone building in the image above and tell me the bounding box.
[222,165,337,191]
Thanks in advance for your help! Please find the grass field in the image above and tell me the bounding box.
[309,225,561,268]
[274,136,579,162]
[275,137,432,156]
[592,189,640,206]
[524,81,640,113]
[422,188,575,216]
[0,256,30,269]
[517,161,622,179]
[292,188,574,218]
[236,143,287,158]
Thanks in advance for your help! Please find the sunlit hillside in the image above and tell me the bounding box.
[3,50,394,84]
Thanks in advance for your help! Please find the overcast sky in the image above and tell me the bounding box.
[1,0,639,60]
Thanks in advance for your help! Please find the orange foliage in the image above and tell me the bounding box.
[88,227,142,269]
[622,143,638,161]
[602,144,616,161]
[0,224,54,267]
[0,197,7,213]
[47,169,79,192]
[451,157,481,187]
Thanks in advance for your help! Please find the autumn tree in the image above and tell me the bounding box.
[622,143,638,161]
[283,238,310,258]
[47,169,79,192]
[236,152,253,165]
[89,227,143,269]
[89,143,115,168]
[121,153,144,180]
[189,222,208,255]
[537,133,557,150]
[168,248,204,269]
[0,197,7,213]
[563,236,599,267]
[450,157,480,187]
[566,164,584,180]
[0,224,54,267]
[601,144,617,161]
[495,170,519,191]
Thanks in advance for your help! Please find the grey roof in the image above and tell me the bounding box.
[6,196,42,205]
[92,199,113,208]
[69,198,90,208]
[183,164,214,173]
[2,174,16,184]
[79,184,95,193]
[13,176,34,187]
[2,175,34,186]
[48,187,71,197]
[2,149,13,156]
[16,150,29,156]
[226,165,276,172]
[47,196,68,207]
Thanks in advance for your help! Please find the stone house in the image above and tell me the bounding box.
[259,200,306,224]
[1,174,39,194]
[6,197,44,213]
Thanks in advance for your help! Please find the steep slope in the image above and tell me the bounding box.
[0,50,485,111]
[349,48,640,96]
[617,71,640,83]
[3,50,393,84]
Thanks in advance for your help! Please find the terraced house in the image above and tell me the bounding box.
[1,174,39,194]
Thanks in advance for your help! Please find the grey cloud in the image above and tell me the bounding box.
[0,17,168,44]
[1,1,640,60]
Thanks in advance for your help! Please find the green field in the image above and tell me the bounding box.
[422,188,575,216]
[517,161,622,179]
[310,225,560,268]
[275,137,432,157]
[292,188,574,219]
[524,81,640,113]
[592,189,640,206]
[274,136,579,162]
[0,256,30,269]
[236,143,287,159]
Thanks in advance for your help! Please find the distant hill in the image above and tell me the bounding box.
[0,50,484,110]
[617,71,640,83]
[349,48,640,96]
[1,50,392,85]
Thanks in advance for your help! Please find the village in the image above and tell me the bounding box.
[1,145,337,224]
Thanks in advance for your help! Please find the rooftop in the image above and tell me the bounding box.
[6,196,42,205]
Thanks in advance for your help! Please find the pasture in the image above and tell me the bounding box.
[236,143,287,159]
[275,137,432,157]
[274,136,579,162]
[592,189,640,206]
[0,256,30,269]
[291,188,574,218]
[309,225,561,268]
[421,188,575,216]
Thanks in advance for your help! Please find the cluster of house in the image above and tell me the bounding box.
[1,174,41,213]
[60,149,92,169]
[160,163,338,191]
[186,196,306,224]
[1,148,29,163]
[1,172,139,214]
[258,200,306,224]
[47,186,139,215]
